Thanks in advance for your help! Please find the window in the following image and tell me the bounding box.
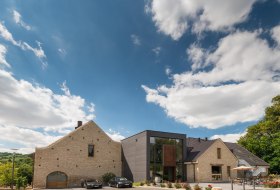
[212,166,222,181]
[217,148,221,159]
[88,144,94,157]
[149,137,183,182]
[227,166,231,178]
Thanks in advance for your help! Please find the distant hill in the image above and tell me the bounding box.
[0,152,33,167]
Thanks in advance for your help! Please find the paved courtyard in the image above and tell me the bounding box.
[41,183,280,190]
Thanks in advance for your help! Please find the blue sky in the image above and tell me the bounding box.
[0,0,280,153]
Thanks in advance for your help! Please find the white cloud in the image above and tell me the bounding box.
[142,29,280,129]
[131,34,141,46]
[0,68,95,130]
[0,22,47,67]
[187,44,209,71]
[0,44,10,68]
[0,17,96,154]
[12,10,31,30]
[22,41,46,59]
[272,25,280,46]
[58,48,67,57]
[147,0,256,40]
[87,103,95,113]
[0,147,35,154]
[210,132,247,143]
[152,46,161,56]
[106,129,125,142]
[0,62,95,153]
[0,21,18,45]
[21,41,47,68]
[165,67,171,75]
[0,125,62,153]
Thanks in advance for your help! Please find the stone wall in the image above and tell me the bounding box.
[196,139,238,182]
[33,121,121,188]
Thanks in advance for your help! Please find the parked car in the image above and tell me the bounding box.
[85,179,102,189]
[108,177,132,188]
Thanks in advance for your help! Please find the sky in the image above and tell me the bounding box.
[0,0,280,154]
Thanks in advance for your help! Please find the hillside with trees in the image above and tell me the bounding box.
[0,152,33,187]
[238,95,280,174]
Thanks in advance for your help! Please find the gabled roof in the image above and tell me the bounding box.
[36,120,118,150]
[224,142,269,166]
[186,137,215,162]
[185,137,269,167]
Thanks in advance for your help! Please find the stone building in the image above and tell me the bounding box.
[33,121,121,188]
[185,138,269,182]
[33,120,269,188]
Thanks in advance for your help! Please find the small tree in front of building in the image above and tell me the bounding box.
[16,176,27,190]
[102,172,116,184]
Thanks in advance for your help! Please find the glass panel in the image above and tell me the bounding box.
[149,136,184,182]
[176,163,183,180]
[176,139,183,162]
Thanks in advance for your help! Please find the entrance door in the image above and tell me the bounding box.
[163,145,176,181]
[46,171,67,188]
[164,166,175,181]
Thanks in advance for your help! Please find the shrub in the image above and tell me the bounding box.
[16,176,27,190]
[167,182,172,188]
[174,182,182,189]
[160,183,166,188]
[193,184,202,190]
[101,172,116,184]
[145,180,151,186]
[140,181,144,186]
[205,184,213,190]
[133,182,141,187]
[182,183,192,190]
[264,181,280,188]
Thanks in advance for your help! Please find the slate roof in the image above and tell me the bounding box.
[186,137,215,162]
[186,137,269,167]
[224,142,269,166]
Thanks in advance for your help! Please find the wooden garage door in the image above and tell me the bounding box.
[46,171,67,188]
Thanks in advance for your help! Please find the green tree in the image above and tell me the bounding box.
[238,95,280,173]
[17,164,32,185]
[0,163,18,187]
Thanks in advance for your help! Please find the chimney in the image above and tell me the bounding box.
[75,121,83,129]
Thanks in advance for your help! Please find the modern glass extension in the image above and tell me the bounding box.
[149,137,183,182]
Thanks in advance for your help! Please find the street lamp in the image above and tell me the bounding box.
[11,148,18,190]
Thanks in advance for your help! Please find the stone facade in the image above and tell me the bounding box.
[33,121,121,188]
[186,139,238,182]
[33,121,267,187]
